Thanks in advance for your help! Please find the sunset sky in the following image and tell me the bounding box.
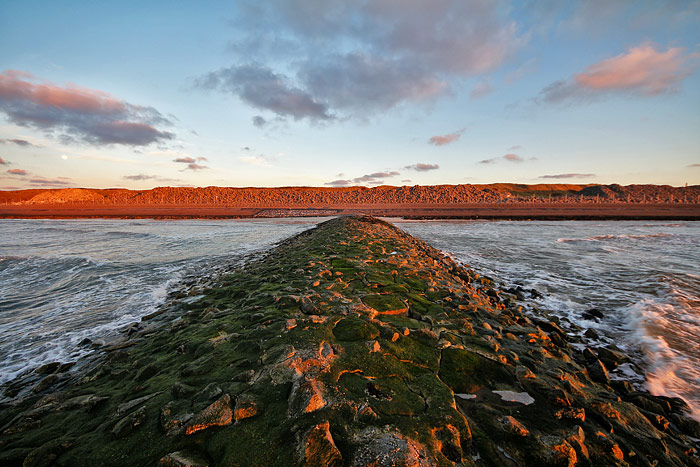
[1,0,699,190]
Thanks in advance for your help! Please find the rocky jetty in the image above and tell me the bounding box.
[1,216,699,466]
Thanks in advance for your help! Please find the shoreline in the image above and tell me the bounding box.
[1,202,699,220]
[1,216,699,466]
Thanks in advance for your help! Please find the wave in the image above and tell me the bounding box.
[556,233,671,243]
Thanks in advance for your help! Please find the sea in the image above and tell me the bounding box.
[0,218,698,421]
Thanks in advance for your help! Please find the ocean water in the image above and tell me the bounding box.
[394,219,700,421]
[0,218,320,389]
[1,218,698,422]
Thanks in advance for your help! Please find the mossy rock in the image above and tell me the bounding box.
[333,317,379,341]
[438,347,515,394]
[362,294,406,313]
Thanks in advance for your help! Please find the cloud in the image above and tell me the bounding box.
[687,163,700,168]
[480,153,526,164]
[123,174,156,181]
[429,132,461,146]
[7,168,27,175]
[123,174,183,182]
[540,44,698,103]
[538,173,596,179]
[28,177,73,187]
[325,170,400,186]
[0,138,33,147]
[325,179,351,187]
[405,163,439,172]
[0,157,8,165]
[470,81,494,99]
[0,70,175,146]
[252,115,267,127]
[173,156,208,170]
[208,1,521,120]
[199,64,333,122]
[183,163,207,171]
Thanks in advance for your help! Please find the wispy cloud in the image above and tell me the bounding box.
[173,155,208,171]
[405,163,439,172]
[480,153,527,164]
[428,128,466,146]
[325,170,399,186]
[539,44,698,103]
[0,138,34,147]
[7,168,27,175]
[687,163,700,168]
[123,174,183,182]
[0,157,9,165]
[0,70,175,146]
[28,177,73,187]
[538,173,595,179]
[470,81,494,99]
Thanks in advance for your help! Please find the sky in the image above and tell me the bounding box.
[1,0,699,190]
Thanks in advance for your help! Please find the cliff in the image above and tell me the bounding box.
[0,217,698,466]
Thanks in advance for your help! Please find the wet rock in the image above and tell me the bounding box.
[333,317,379,341]
[539,436,577,467]
[185,394,233,435]
[583,328,599,340]
[32,374,59,393]
[61,393,108,411]
[23,438,73,467]
[302,421,343,467]
[582,308,604,321]
[34,362,61,375]
[586,359,610,385]
[159,450,210,467]
[115,392,161,416]
[500,415,529,437]
[171,382,197,399]
[193,383,222,405]
[160,401,193,436]
[351,427,433,467]
[670,413,700,438]
[112,406,146,438]
[135,363,158,382]
[233,394,260,421]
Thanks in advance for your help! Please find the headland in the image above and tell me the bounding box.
[1,216,699,466]
[1,184,699,220]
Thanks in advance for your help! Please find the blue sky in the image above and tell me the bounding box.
[1,0,699,189]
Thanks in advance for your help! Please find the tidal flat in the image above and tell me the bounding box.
[1,216,699,466]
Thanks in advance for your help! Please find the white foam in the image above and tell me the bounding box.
[492,390,535,405]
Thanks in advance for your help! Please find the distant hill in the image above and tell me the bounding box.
[1,184,698,205]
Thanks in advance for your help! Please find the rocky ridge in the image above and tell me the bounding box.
[0,216,699,466]
[2,184,699,205]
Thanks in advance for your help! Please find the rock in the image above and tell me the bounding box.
[34,362,61,375]
[351,427,433,467]
[582,308,604,321]
[159,450,209,467]
[32,374,59,393]
[112,406,146,438]
[61,394,108,411]
[193,383,222,405]
[185,394,233,435]
[22,438,73,467]
[333,317,379,341]
[583,328,599,339]
[115,392,161,416]
[302,421,343,467]
[233,394,260,421]
[539,436,577,467]
[670,413,700,438]
[586,359,610,385]
[160,401,193,436]
[135,363,158,382]
[171,382,197,399]
[500,416,529,437]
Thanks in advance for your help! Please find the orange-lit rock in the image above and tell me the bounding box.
[185,394,233,435]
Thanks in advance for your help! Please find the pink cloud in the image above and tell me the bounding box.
[405,163,439,172]
[429,133,460,146]
[0,70,174,145]
[7,168,27,175]
[575,44,693,94]
[541,44,698,102]
[0,157,8,165]
[470,81,493,99]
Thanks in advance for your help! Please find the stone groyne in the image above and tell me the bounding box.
[1,216,699,466]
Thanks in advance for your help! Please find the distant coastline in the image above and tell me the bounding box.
[1,184,699,220]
